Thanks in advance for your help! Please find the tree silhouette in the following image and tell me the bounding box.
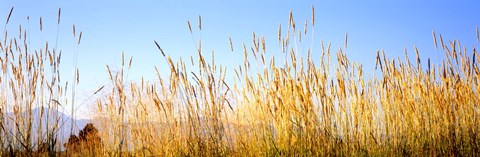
[64,123,103,155]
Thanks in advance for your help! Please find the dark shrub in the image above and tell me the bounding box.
[64,123,103,155]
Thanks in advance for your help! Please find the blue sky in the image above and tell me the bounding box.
[1,1,479,117]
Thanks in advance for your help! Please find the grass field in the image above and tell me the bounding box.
[1,6,480,156]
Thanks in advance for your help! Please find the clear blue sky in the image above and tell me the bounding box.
[2,1,479,117]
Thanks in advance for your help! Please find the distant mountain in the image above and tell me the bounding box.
[1,107,91,149]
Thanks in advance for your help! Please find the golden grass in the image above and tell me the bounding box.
[0,6,77,156]
[1,6,480,156]
[93,7,480,156]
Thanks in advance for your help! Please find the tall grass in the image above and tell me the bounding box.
[1,6,479,156]
[0,7,81,156]
[94,8,480,157]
